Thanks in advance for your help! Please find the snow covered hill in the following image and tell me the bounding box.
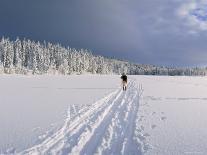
[1,75,207,155]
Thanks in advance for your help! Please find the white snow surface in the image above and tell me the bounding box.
[1,75,207,155]
[133,76,207,155]
[0,75,119,154]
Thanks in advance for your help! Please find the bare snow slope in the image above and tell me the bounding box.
[20,80,143,155]
[0,75,119,153]
[133,76,207,155]
[1,75,207,155]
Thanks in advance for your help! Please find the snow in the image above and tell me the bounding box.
[1,75,207,154]
[0,75,119,153]
[133,75,207,155]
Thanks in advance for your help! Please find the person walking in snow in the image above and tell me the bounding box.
[121,73,127,91]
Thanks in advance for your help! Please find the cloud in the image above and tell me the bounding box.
[177,0,207,31]
[1,0,207,67]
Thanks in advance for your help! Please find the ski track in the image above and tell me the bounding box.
[19,79,144,155]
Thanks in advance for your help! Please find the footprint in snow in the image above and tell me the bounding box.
[143,133,150,137]
[152,112,156,115]
[161,116,167,121]
[140,125,144,131]
[151,124,156,129]
[138,134,146,141]
[139,115,144,121]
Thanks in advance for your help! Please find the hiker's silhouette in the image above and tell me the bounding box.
[121,73,127,91]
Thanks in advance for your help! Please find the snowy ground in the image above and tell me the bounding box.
[1,75,207,155]
[0,75,119,154]
[134,76,207,155]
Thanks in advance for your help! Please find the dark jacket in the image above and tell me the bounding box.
[121,75,127,82]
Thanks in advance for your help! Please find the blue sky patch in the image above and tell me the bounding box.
[190,7,207,21]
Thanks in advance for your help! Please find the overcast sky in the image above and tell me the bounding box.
[0,0,207,67]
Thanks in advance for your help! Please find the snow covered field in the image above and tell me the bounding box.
[1,75,207,154]
[134,76,207,155]
[0,75,119,154]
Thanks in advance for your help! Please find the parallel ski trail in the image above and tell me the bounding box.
[97,80,142,155]
[21,89,121,155]
[20,79,144,155]
[57,88,124,155]
[75,82,133,155]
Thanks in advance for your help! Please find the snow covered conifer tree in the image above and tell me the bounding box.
[0,38,4,73]
[2,38,14,73]
[0,37,206,76]
[13,38,23,73]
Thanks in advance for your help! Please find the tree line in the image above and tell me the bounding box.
[0,37,206,76]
